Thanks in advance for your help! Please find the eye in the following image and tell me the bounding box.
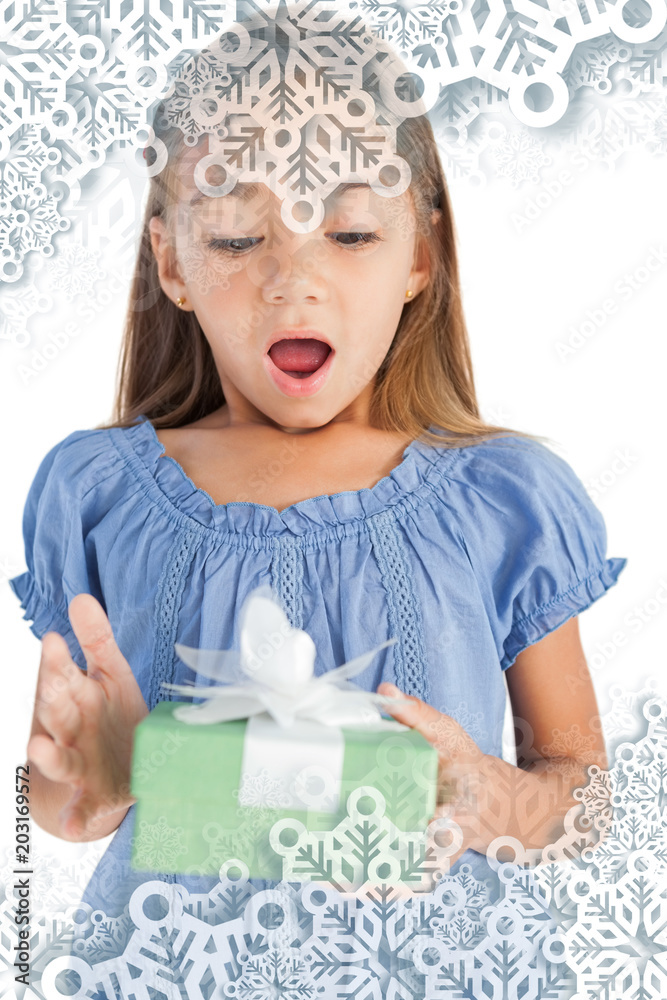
[206,237,264,254]
[328,232,384,249]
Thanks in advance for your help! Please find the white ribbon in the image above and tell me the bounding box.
[162,584,408,730]
[238,714,346,811]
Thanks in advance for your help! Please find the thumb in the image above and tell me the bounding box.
[377,682,442,740]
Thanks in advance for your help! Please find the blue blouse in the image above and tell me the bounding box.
[10,415,627,916]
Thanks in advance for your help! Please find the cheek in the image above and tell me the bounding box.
[196,285,271,357]
[176,216,243,288]
[343,250,411,300]
[179,246,246,292]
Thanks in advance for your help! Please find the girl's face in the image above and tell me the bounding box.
[149,142,431,433]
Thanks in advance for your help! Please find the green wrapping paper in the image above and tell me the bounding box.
[130,700,438,880]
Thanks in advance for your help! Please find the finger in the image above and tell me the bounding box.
[59,787,95,840]
[37,631,86,710]
[377,683,451,748]
[36,637,86,746]
[60,786,133,841]
[377,683,483,764]
[37,691,83,747]
[36,636,84,729]
[27,733,85,784]
[67,593,130,682]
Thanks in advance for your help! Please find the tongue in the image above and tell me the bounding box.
[269,339,331,377]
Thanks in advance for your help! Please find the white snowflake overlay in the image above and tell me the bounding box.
[0,0,663,386]
[0,0,665,289]
[2,682,666,998]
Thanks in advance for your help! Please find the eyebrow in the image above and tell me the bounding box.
[189,182,261,207]
[189,181,371,207]
[332,183,371,197]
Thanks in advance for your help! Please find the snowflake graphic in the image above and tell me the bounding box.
[0,277,52,347]
[231,947,318,998]
[272,785,461,892]
[647,104,667,153]
[0,131,71,279]
[543,764,614,865]
[358,0,456,56]
[176,236,244,296]
[430,863,492,950]
[602,675,664,752]
[69,902,136,966]
[188,806,293,879]
[0,896,80,985]
[236,767,294,809]
[445,700,486,747]
[17,689,667,999]
[378,187,427,240]
[423,699,486,758]
[151,6,427,234]
[0,843,98,916]
[541,724,600,779]
[490,127,553,187]
[1,0,665,285]
[563,850,667,996]
[582,693,667,886]
[552,86,665,167]
[131,816,187,871]
[562,35,625,94]
[44,242,106,302]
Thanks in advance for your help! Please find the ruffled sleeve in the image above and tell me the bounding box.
[446,436,628,672]
[8,430,112,670]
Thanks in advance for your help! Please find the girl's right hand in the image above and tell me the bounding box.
[27,593,149,841]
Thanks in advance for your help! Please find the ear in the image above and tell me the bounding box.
[409,209,440,298]
[148,215,192,309]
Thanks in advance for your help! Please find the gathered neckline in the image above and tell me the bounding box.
[110,414,456,536]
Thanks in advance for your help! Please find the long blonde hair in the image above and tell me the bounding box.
[98,14,548,451]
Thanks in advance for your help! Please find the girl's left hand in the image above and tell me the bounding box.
[376,681,487,863]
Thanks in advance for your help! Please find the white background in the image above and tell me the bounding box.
[1,140,665,898]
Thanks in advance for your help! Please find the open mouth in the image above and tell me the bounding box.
[267,338,332,379]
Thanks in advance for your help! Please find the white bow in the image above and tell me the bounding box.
[162,585,405,729]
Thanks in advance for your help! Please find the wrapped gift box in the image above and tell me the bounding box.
[130,699,438,880]
[130,585,439,882]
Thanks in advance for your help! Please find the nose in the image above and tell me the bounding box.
[256,237,330,306]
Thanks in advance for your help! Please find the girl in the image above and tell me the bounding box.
[11,5,626,918]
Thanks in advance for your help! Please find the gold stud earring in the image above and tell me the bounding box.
[405,289,413,300]
[176,297,186,308]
